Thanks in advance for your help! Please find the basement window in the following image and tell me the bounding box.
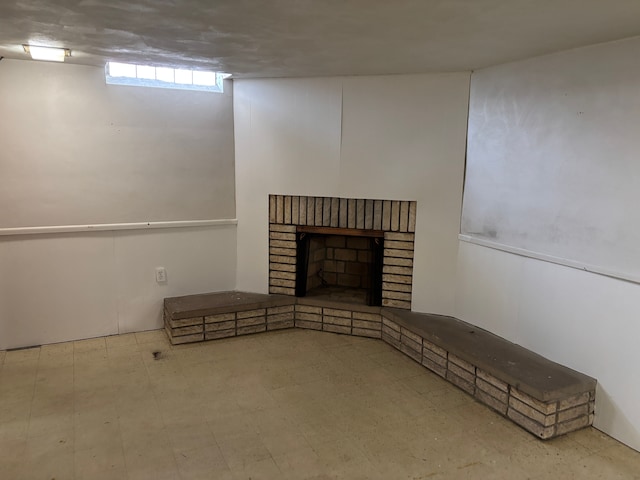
[105,62,228,92]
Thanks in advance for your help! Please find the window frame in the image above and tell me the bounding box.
[105,62,228,93]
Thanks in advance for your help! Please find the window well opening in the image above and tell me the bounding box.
[105,61,229,93]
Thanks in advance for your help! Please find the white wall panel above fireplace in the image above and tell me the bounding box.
[234,73,470,315]
[338,74,470,315]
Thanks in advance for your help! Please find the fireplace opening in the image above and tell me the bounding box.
[295,226,384,306]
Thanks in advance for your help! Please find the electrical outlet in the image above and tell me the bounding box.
[155,267,167,283]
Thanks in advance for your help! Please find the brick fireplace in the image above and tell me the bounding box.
[268,195,417,309]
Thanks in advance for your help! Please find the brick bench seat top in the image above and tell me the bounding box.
[165,291,294,320]
[384,308,596,402]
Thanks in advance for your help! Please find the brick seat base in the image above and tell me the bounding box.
[164,291,596,440]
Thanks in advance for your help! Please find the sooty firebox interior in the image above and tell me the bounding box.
[295,226,384,306]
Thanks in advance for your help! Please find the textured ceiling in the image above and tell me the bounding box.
[1,0,640,77]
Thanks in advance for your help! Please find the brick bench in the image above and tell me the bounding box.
[164,291,295,344]
[381,309,596,440]
[164,291,596,440]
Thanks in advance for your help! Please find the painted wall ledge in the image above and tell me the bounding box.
[0,219,238,237]
[458,234,640,286]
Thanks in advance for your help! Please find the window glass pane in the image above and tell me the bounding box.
[109,62,136,78]
[156,67,174,83]
[174,69,193,84]
[193,71,217,86]
[106,62,222,92]
[136,65,156,80]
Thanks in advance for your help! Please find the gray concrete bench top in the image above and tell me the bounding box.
[383,308,596,402]
[165,291,294,319]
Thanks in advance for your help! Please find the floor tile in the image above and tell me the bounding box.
[0,328,639,480]
[175,444,233,479]
[230,456,282,480]
[216,431,273,469]
[105,332,138,348]
[135,329,170,344]
[74,336,107,353]
[40,341,74,357]
[74,443,127,480]
[273,446,326,479]
[4,346,41,365]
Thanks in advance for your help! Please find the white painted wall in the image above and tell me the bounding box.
[457,37,640,450]
[0,59,238,349]
[234,74,470,314]
[462,36,640,282]
[113,226,236,334]
[0,225,236,350]
[0,59,235,227]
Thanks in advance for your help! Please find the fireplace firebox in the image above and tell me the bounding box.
[294,226,384,306]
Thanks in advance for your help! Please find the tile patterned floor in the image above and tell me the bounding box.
[0,328,638,479]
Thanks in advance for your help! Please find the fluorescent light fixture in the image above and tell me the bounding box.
[23,45,71,62]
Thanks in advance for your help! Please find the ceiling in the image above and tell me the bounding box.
[1,0,640,78]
